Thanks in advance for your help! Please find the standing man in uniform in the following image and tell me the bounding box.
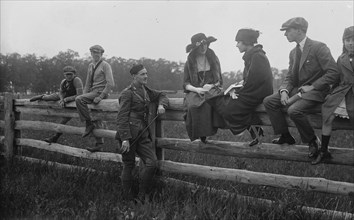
[263,17,338,158]
[75,45,115,152]
[115,64,168,202]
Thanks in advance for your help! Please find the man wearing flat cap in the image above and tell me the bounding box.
[30,66,84,143]
[264,17,339,159]
[75,44,115,152]
[115,64,168,202]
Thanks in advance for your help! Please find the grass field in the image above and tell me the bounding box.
[1,95,354,219]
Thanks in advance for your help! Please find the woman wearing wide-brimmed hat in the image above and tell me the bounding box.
[207,28,273,146]
[183,33,224,143]
[312,26,354,165]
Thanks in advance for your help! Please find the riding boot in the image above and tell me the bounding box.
[122,180,136,201]
[138,166,157,203]
[44,133,62,143]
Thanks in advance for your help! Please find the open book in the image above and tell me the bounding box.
[224,80,244,95]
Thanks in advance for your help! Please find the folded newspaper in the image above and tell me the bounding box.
[224,80,244,95]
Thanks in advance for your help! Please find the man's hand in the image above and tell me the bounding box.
[93,96,102,104]
[195,87,207,95]
[229,90,238,99]
[280,91,289,106]
[59,99,65,108]
[157,105,165,115]
[299,85,314,93]
[120,140,130,153]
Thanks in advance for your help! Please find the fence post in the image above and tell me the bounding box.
[4,93,15,160]
[156,119,164,161]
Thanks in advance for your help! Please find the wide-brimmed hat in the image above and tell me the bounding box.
[343,26,354,40]
[235,28,260,45]
[186,33,217,53]
[280,17,308,32]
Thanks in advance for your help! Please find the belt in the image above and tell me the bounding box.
[130,112,147,121]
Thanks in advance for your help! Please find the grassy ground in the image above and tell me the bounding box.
[1,95,354,219]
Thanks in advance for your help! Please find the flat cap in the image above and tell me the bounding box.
[280,17,308,32]
[63,66,76,74]
[89,45,105,53]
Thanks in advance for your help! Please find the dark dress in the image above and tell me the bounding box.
[183,48,224,141]
[207,45,273,134]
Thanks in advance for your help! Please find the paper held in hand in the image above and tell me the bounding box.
[224,80,244,95]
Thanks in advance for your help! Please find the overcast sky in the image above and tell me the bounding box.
[1,1,353,72]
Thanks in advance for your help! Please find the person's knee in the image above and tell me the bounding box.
[263,94,276,108]
[75,95,82,103]
[145,158,157,168]
[287,105,302,119]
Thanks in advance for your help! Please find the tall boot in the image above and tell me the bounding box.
[122,180,135,201]
[138,166,157,202]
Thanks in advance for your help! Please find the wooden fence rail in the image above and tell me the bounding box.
[0,93,354,215]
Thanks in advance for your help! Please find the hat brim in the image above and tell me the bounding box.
[186,36,217,53]
[280,27,289,31]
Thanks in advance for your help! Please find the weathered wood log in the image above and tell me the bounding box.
[15,107,117,121]
[4,93,15,160]
[16,154,353,220]
[159,160,354,196]
[17,138,123,162]
[0,120,4,128]
[157,138,354,166]
[12,98,353,130]
[15,120,117,139]
[164,177,354,220]
[15,99,119,111]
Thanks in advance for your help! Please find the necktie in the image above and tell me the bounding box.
[293,44,302,86]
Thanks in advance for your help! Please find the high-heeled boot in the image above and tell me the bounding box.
[248,126,264,147]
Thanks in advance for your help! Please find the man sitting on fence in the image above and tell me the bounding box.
[75,45,115,152]
[29,66,83,143]
[115,64,169,202]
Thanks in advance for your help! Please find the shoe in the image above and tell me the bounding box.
[272,135,296,145]
[248,126,264,147]
[82,124,95,138]
[86,144,103,153]
[29,95,43,102]
[43,135,60,144]
[311,150,332,165]
[308,136,320,158]
[200,137,208,144]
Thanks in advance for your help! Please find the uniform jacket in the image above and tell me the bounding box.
[280,38,339,102]
[115,83,169,141]
[183,48,223,92]
[322,53,354,122]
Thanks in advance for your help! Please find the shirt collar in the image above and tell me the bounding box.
[298,36,307,52]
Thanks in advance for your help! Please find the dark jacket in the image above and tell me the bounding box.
[280,38,339,102]
[115,83,169,141]
[207,45,273,133]
[183,48,223,92]
[322,53,354,123]
[237,45,273,105]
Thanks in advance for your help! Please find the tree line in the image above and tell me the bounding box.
[0,49,286,94]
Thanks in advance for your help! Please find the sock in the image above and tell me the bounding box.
[321,135,330,152]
